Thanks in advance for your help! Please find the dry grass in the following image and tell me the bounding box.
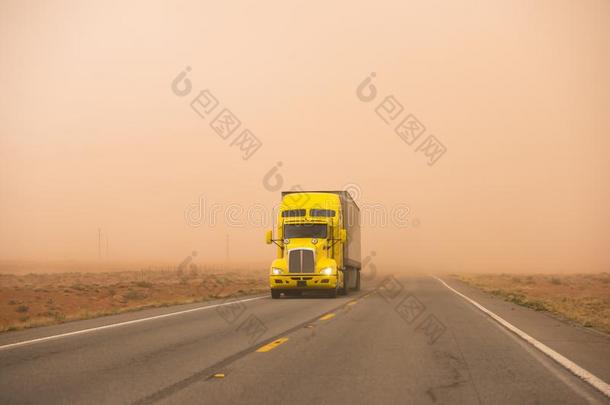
[0,269,267,333]
[456,273,610,333]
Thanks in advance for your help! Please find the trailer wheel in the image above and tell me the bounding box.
[340,270,349,295]
[271,290,281,299]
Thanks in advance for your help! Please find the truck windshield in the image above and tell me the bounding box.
[284,224,327,239]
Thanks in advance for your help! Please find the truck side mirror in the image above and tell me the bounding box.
[265,230,273,245]
[340,229,347,243]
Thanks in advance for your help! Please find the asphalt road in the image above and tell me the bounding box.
[0,276,608,404]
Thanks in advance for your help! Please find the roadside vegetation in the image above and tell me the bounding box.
[457,273,610,333]
[0,269,267,333]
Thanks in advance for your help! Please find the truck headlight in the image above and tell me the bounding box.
[271,268,283,275]
[320,267,333,275]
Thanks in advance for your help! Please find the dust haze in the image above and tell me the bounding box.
[1,0,609,273]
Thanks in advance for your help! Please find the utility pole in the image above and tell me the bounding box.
[106,233,109,259]
[98,228,101,260]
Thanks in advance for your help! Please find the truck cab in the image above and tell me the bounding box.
[265,191,361,298]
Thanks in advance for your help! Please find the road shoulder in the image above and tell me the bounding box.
[438,276,610,384]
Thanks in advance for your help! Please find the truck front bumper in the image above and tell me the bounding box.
[270,274,337,290]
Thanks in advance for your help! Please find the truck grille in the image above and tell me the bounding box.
[288,249,314,273]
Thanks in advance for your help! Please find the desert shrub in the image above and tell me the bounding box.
[53,312,66,322]
[550,277,562,285]
[134,281,153,288]
[523,299,547,311]
[124,290,146,300]
[506,293,526,305]
[16,305,29,313]
[490,289,505,296]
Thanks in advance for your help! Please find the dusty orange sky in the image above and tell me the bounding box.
[0,1,608,272]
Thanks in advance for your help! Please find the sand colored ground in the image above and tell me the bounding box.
[457,273,610,333]
[0,268,268,333]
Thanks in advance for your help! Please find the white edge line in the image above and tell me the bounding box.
[433,276,610,398]
[0,295,267,351]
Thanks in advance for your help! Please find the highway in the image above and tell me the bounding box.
[0,276,608,404]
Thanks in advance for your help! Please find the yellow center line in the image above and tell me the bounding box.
[256,337,289,353]
[346,301,357,306]
[319,313,336,321]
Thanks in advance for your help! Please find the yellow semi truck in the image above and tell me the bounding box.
[265,191,361,298]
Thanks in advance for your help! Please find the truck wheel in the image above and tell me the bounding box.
[340,270,349,295]
[354,270,361,291]
[271,290,281,299]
